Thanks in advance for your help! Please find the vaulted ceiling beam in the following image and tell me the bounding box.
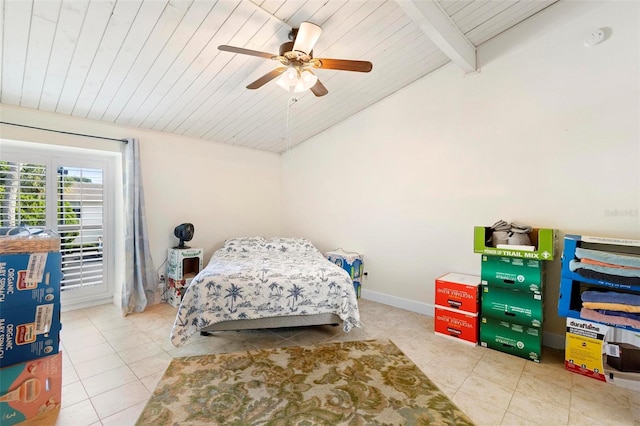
[396,0,476,73]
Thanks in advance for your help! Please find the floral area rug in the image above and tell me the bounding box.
[136,339,474,425]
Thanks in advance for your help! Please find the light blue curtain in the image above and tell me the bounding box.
[122,139,158,315]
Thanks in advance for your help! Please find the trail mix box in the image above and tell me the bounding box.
[480,316,542,362]
[480,255,544,292]
[481,286,543,328]
[0,352,61,425]
[474,226,557,260]
[435,273,481,313]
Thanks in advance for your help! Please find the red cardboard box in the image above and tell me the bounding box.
[435,273,481,313]
[434,305,479,344]
[0,352,61,425]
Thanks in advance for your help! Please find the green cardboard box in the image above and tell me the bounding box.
[480,316,542,362]
[481,255,545,292]
[481,286,543,328]
[474,226,557,261]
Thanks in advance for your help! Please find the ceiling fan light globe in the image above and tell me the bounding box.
[301,70,317,85]
[277,69,298,90]
[276,78,293,91]
[286,68,297,80]
[276,68,316,93]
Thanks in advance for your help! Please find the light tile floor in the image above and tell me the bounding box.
[56,299,640,425]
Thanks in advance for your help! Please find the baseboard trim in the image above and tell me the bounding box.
[361,288,565,350]
[543,331,566,350]
[361,289,434,316]
[61,295,114,312]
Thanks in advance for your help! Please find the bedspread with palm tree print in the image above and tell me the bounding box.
[170,237,362,347]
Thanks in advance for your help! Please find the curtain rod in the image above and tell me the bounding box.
[0,121,129,143]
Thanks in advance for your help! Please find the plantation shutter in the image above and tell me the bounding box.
[0,161,47,230]
[57,166,105,290]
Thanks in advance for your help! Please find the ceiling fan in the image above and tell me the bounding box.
[218,22,373,97]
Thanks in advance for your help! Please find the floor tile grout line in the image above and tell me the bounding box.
[87,316,149,422]
[59,301,640,426]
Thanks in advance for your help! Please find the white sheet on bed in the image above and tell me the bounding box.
[170,237,361,347]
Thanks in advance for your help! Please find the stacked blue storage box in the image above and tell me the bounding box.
[0,231,63,424]
[325,248,363,298]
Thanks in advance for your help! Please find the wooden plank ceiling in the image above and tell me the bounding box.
[1,0,558,153]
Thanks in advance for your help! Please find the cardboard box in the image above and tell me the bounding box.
[0,302,61,367]
[561,234,640,292]
[167,277,186,290]
[167,287,183,308]
[166,277,193,308]
[326,249,363,280]
[0,252,62,308]
[607,342,640,372]
[565,318,640,391]
[480,255,544,292]
[167,248,203,281]
[481,286,543,328]
[435,273,481,313]
[353,280,361,299]
[558,278,640,334]
[565,318,608,381]
[474,226,557,261]
[434,305,478,344]
[0,352,61,425]
[480,316,542,362]
[558,278,597,323]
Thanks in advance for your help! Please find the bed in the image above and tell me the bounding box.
[170,237,362,347]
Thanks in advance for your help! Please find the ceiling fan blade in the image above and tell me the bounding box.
[246,67,287,89]
[310,78,328,97]
[293,22,322,55]
[218,45,275,59]
[313,58,373,73]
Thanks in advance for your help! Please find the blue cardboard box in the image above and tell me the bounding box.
[353,280,361,298]
[0,252,62,308]
[561,234,640,292]
[326,249,363,298]
[0,301,61,368]
[326,249,363,280]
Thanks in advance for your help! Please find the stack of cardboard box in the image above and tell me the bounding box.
[0,232,63,425]
[166,247,203,308]
[560,234,640,391]
[474,226,557,362]
[434,273,481,344]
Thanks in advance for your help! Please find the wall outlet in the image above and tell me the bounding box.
[159,274,165,282]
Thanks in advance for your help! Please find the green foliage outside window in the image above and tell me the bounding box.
[0,162,80,246]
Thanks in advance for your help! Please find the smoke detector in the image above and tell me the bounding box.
[584,29,605,47]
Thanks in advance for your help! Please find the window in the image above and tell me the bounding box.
[0,161,47,229]
[0,144,117,309]
[57,166,105,290]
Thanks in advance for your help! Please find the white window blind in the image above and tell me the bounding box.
[0,161,47,229]
[1,144,115,310]
[57,166,104,290]
[1,161,106,291]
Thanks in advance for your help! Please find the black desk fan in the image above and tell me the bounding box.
[173,223,194,249]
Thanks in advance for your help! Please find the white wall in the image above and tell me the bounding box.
[1,104,282,304]
[281,0,640,338]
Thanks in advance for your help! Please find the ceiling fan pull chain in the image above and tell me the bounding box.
[285,96,298,153]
